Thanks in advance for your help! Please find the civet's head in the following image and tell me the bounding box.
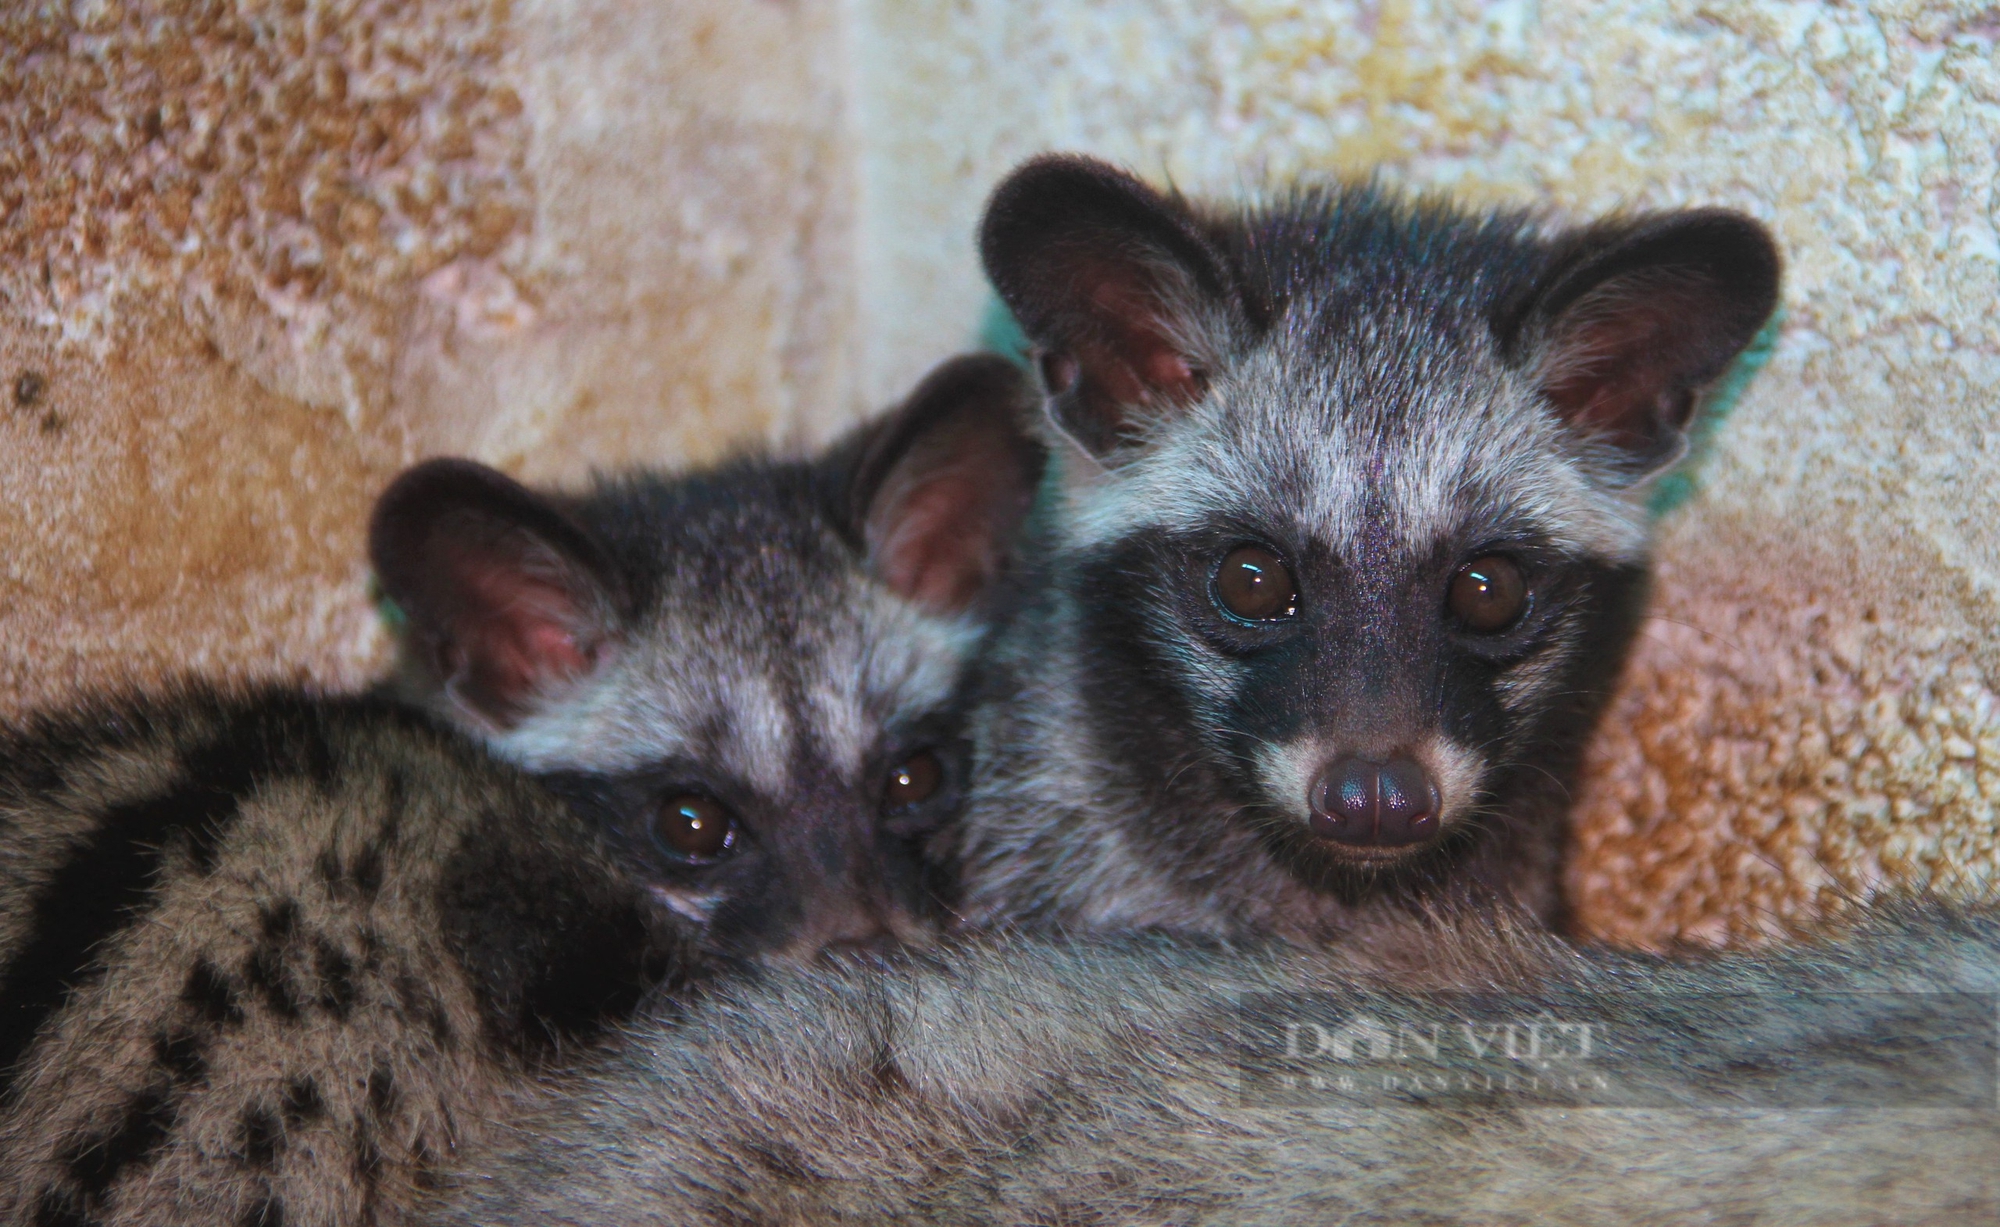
[981,155,1778,882]
[370,356,1043,962]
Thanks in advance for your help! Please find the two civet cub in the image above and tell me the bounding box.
[426,159,1800,1225]
[0,355,1041,1226]
[957,156,1780,938]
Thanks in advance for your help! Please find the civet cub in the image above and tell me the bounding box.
[372,354,1042,962]
[0,354,1043,1227]
[957,156,1780,938]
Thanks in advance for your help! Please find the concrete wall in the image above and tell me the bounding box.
[0,0,856,708]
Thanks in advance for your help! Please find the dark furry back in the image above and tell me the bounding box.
[430,902,2000,1225]
[0,687,685,1227]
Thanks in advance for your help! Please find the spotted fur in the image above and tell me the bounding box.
[955,156,1782,939]
[0,353,1044,1225]
[427,899,2000,1225]
[0,691,681,1227]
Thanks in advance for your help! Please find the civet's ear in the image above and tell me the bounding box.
[369,459,627,731]
[843,354,1046,616]
[1503,209,1781,481]
[979,154,1241,459]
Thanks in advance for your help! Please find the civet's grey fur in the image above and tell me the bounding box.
[429,901,2000,1226]
[957,155,1781,938]
[0,354,1044,1226]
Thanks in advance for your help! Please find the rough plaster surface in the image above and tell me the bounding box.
[0,0,856,712]
[5,0,1996,944]
[855,0,2000,944]
[0,0,529,410]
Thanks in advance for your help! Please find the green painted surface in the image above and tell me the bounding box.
[1648,311,1784,517]
[978,296,1032,367]
[370,581,408,633]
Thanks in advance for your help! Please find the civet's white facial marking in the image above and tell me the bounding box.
[1062,317,1650,570]
[1027,296,1655,872]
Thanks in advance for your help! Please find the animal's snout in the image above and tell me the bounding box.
[1307,756,1440,848]
[768,889,937,967]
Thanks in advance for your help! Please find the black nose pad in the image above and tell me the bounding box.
[1307,757,1441,848]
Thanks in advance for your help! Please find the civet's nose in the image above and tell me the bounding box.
[1307,757,1441,848]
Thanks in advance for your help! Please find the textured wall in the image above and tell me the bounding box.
[0,0,855,711]
[855,0,2000,945]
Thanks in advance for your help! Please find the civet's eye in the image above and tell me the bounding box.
[1448,555,1527,633]
[653,794,737,860]
[884,750,944,810]
[1213,546,1298,621]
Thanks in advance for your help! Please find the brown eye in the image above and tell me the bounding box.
[884,751,943,810]
[1448,555,1527,633]
[654,794,736,860]
[1213,546,1297,621]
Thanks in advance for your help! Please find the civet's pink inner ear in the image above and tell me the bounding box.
[1063,251,1210,408]
[369,459,626,730]
[852,354,1046,616]
[980,155,1237,457]
[1512,209,1781,478]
